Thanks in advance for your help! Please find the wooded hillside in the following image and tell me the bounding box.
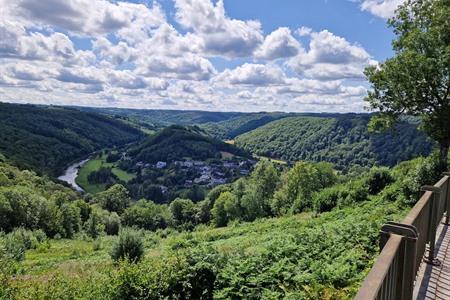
[235,115,434,171]
[0,103,142,176]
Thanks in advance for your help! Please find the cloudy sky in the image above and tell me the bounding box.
[0,0,404,112]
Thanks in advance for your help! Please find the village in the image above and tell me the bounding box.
[134,157,256,189]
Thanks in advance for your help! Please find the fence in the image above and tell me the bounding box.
[355,173,450,300]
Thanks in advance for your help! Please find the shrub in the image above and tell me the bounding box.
[364,167,394,195]
[105,213,121,235]
[313,186,345,213]
[110,228,144,263]
[2,228,44,261]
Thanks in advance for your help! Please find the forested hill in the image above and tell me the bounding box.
[235,115,434,171]
[128,125,249,163]
[76,107,244,126]
[200,112,292,140]
[0,103,142,176]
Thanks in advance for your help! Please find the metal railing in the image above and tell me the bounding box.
[355,173,450,300]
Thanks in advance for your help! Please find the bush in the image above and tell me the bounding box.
[364,167,394,195]
[105,213,121,235]
[110,228,144,263]
[2,228,45,261]
[313,186,345,213]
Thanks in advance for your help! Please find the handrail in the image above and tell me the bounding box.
[355,174,450,300]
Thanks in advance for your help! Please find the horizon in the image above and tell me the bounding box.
[0,0,403,113]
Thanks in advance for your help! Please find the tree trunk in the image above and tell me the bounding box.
[439,141,449,171]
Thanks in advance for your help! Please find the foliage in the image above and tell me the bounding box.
[272,161,337,215]
[201,112,291,139]
[0,103,142,176]
[110,228,144,263]
[235,115,433,171]
[211,191,240,227]
[105,212,121,235]
[240,160,279,221]
[0,228,46,261]
[122,200,171,231]
[364,0,450,166]
[129,125,250,164]
[96,184,131,214]
[169,198,196,228]
[0,161,82,237]
[87,167,118,185]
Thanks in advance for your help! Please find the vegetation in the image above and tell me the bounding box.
[128,125,249,164]
[201,112,291,139]
[0,103,142,176]
[364,0,450,168]
[78,107,244,127]
[110,228,144,262]
[77,153,136,194]
[0,142,445,298]
[235,115,433,171]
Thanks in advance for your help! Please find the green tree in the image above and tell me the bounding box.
[85,209,106,238]
[96,184,131,214]
[240,161,279,221]
[365,0,450,168]
[272,161,336,215]
[122,200,171,231]
[211,191,241,227]
[59,203,81,238]
[169,198,195,227]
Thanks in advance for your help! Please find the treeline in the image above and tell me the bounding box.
[0,103,142,176]
[78,107,244,126]
[235,115,434,171]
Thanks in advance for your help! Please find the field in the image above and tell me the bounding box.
[5,197,408,299]
[76,153,136,194]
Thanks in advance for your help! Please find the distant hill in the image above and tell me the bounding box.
[200,112,293,139]
[76,107,244,127]
[128,125,249,163]
[235,115,434,171]
[0,103,142,176]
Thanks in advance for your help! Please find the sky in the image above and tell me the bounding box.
[0,0,405,112]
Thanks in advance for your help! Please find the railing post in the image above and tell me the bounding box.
[421,185,441,266]
[381,222,418,300]
[442,173,450,225]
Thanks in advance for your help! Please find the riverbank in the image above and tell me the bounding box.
[57,158,90,192]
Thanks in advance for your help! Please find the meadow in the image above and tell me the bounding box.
[76,153,136,194]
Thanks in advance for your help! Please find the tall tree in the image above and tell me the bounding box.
[365,0,449,168]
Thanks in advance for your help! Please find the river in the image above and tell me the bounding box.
[57,158,90,192]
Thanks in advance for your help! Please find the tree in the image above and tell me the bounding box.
[365,0,450,168]
[169,198,195,227]
[122,200,171,231]
[59,203,81,238]
[272,161,336,215]
[96,184,131,214]
[211,192,240,227]
[240,161,279,221]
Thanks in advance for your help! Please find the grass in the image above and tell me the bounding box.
[255,155,287,165]
[76,153,136,194]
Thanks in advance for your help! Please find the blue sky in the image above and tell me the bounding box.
[0,0,404,112]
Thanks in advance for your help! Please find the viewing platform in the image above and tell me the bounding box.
[356,173,450,300]
[414,221,450,299]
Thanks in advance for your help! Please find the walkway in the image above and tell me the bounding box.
[414,221,450,299]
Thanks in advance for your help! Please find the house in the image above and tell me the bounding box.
[194,174,210,184]
[156,161,167,169]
